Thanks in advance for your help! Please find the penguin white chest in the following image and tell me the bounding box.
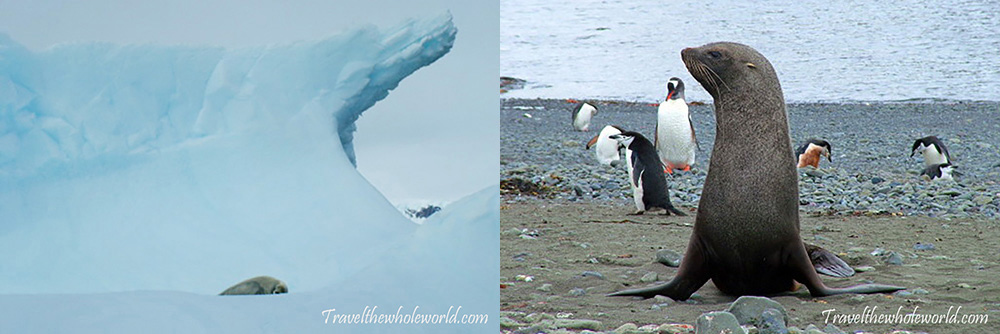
[573,104,597,131]
[592,126,623,166]
[624,149,645,211]
[919,147,948,166]
[656,100,695,165]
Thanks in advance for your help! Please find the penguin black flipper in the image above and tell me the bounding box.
[804,243,855,278]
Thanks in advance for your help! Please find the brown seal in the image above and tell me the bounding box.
[610,42,903,300]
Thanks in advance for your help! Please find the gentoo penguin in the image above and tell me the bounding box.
[609,131,686,215]
[571,102,598,131]
[585,125,625,167]
[795,139,832,168]
[911,136,951,167]
[655,77,697,173]
[920,162,956,181]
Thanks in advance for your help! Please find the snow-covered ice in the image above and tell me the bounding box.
[0,12,497,332]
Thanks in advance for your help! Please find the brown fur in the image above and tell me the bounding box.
[609,42,902,300]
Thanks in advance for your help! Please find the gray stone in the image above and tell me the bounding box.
[551,319,602,330]
[870,177,885,184]
[613,323,638,333]
[695,311,744,334]
[525,312,555,323]
[537,283,553,292]
[499,316,522,329]
[656,249,683,267]
[758,308,788,334]
[726,296,789,326]
[884,251,904,265]
[581,271,605,279]
[823,323,846,334]
[640,271,658,283]
[568,288,587,296]
[913,242,935,251]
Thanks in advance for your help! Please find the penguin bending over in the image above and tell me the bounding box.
[610,131,686,216]
[586,125,625,167]
[571,102,598,131]
[655,77,698,173]
[795,139,832,168]
[911,136,950,167]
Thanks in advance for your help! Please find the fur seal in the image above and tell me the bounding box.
[655,77,698,173]
[795,139,832,168]
[610,42,903,300]
[610,131,686,216]
[219,276,288,296]
[571,102,598,131]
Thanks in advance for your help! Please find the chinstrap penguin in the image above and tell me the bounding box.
[920,162,956,181]
[795,139,832,168]
[571,102,598,131]
[586,125,626,167]
[655,77,697,173]
[911,136,950,167]
[609,131,686,216]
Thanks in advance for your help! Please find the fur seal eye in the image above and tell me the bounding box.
[708,51,722,58]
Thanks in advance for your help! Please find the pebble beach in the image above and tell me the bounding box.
[501,98,1000,218]
[499,98,1000,334]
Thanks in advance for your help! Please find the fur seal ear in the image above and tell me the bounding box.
[746,62,757,69]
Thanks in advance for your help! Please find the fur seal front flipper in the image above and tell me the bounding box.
[609,42,902,300]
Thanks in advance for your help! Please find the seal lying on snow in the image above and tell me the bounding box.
[610,42,903,300]
[219,276,288,296]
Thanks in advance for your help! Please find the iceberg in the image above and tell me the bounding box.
[0,12,497,332]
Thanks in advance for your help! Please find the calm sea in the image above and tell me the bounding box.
[501,0,1000,102]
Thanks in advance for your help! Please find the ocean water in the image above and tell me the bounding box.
[501,0,1000,102]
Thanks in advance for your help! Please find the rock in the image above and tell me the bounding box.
[502,228,523,236]
[658,323,696,334]
[613,323,638,333]
[525,312,555,323]
[574,185,587,196]
[758,308,788,334]
[870,177,885,184]
[884,251,904,265]
[973,195,995,205]
[568,288,587,296]
[537,283,553,292]
[726,296,789,326]
[913,242,936,251]
[640,271,659,283]
[656,249,683,267]
[823,323,847,334]
[854,266,875,272]
[912,288,930,295]
[695,311,744,334]
[581,271,605,279]
[552,319,602,330]
[957,283,974,289]
[803,324,824,334]
[499,316,522,329]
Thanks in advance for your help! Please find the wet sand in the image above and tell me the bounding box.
[500,201,1000,333]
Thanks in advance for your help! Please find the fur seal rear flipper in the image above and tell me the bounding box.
[805,243,855,278]
[609,42,903,300]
